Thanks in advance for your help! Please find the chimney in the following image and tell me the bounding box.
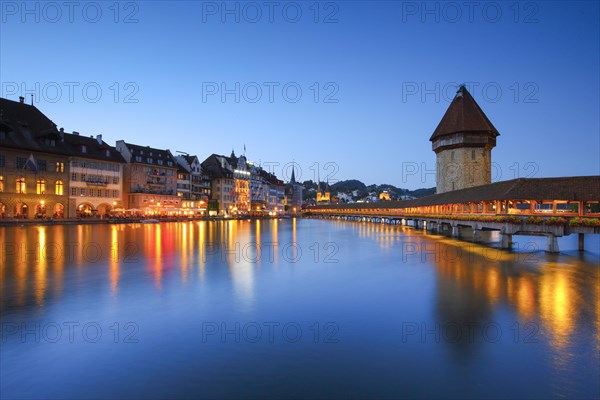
[73,131,79,136]
[19,96,24,104]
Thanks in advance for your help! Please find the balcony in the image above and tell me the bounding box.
[85,180,107,187]
[147,180,166,186]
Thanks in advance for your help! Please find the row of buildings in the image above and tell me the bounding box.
[0,96,302,219]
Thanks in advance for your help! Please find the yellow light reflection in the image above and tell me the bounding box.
[539,268,576,350]
[110,224,120,294]
[35,226,47,306]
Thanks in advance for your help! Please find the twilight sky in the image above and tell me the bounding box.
[1,1,598,189]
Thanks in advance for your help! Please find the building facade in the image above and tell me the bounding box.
[115,141,180,215]
[201,154,235,216]
[65,132,125,218]
[176,154,211,215]
[0,97,70,219]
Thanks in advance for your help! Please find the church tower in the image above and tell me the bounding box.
[430,85,500,194]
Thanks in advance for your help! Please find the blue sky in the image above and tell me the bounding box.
[1,1,598,189]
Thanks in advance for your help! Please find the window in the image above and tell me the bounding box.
[147,157,153,163]
[89,162,96,169]
[105,150,110,157]
[81,145,87,153]
[56,162,64,172]
[16,178,26,193]
[0,154,5,167]
[80,188,86,196]
[55,180,64,195]
[113,190,118,198]
[37,160,47,171]
[81,160,86,168]
[71,188,77,196]
[16,157,26,169]
[136,156,142,162]
[112,177,119,184]
[81,173,87,182]
[97,189,102,197]
[450,151,455,161]
[71,172,77,181]
[36,179,46,194]
[0,176,3,192]
[471,150,476,160]
[104,190,110,197]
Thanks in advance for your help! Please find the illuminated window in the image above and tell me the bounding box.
[16,178,26,193]
[56,162,65,172]
[0,176,3,192]
[36,179,46,194]
[55,180,64,195]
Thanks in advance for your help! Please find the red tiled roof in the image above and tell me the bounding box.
[430,85,500,141]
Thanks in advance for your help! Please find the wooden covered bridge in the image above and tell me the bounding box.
[305,176,600,253]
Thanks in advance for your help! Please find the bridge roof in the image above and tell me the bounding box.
[430,85,500,141]
[307,176,600,210]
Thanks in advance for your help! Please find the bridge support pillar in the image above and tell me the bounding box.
[546,234,560,253]
[426,221,436,233]
[451,225,459,238]
[473,228,481,243]
[500,233,512,250]
[578,233,584,251]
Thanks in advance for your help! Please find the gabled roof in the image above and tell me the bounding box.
[0,97,67,156]
[63,133,126,163]
[201,154,233,179]
[183,154,199,165]
[430,85,500,141]
[0,97,59,137]
[119,141,177,167]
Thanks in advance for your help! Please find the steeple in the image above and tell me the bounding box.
[230,148,236,159]
[290,167,296,184]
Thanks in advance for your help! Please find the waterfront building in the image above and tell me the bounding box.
[431,85,499,193]
[115,141,180,215]
[176,154,210,215]
[261,169,285,215]
[201,153,235,216]
[64,132,126,218]
[0,97,70,219]
[229,150,251,214]
[249,163,268,214]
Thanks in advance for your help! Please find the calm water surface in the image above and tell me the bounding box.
[1,219,599,399]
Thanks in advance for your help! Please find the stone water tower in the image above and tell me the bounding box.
[430,85,500,193]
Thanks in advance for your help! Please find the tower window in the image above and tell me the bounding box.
[450,151,455,161]
[472,150,475,160]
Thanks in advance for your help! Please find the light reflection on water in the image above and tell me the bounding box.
[0,219,598,399]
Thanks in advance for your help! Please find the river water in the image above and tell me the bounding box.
[1,219,598,399]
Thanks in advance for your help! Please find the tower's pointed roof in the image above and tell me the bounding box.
[430,85,500,141]
[290,167,296,184]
